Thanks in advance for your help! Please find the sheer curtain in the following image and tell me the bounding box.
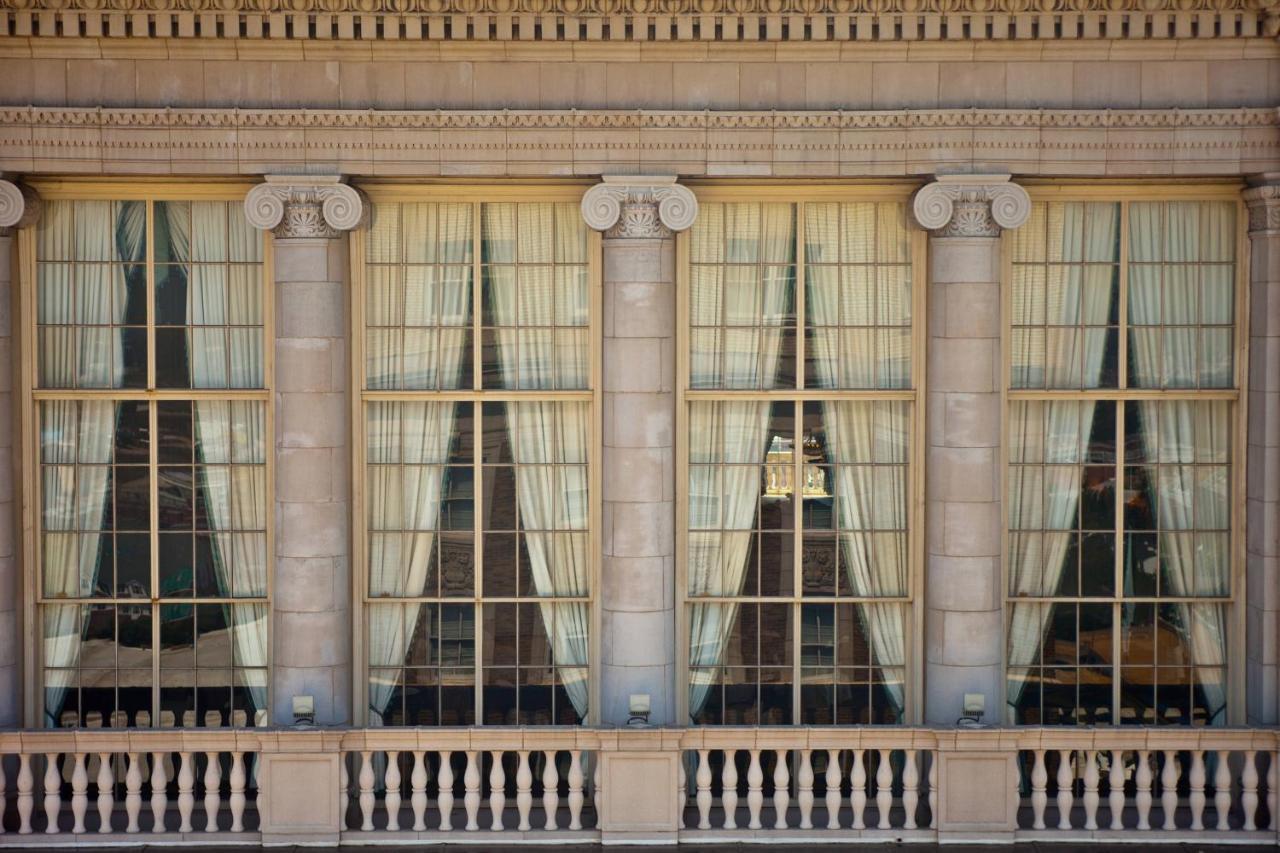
[802,254,910,714]
[483,204,591,719]
[41,200,142,725]
[1127,203,1231,724]
[687,205,794,721]
[1005,204,1117,720]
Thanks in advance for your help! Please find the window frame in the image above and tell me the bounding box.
[675,183,928,726]
[18,179,275,729]
[349,183,602,727]
[1000,181,1250,726]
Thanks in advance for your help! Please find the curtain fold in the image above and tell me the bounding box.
[687,204,794,721]
[1005,204,1117,721]
[1127,203,1230,724]
[482,203,591,719]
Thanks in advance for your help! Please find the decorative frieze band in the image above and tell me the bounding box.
[244,176,365,240]
[0,179,40,236]
[1245,181,1280,235]
[0,1,1268,43]
[912,174,1030,237]
[582,177,698,239]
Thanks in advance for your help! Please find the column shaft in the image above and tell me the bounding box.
[924,236,1004,724]
[600,237,676,725]
[272,236,351,725]
[1245,182,1280,724]
[0,232,17,726]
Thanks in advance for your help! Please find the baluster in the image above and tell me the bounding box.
[411,751,429,832]
[229,752,245,833]
[797,749,814,830]
[203,752,221,833]
[177,751,194,833]
[1268,750,1278,831]
[568,750,584,831]
[1160,750,1178,830]
[772,749,790,829]
[1109,750,1125,830]
[1189,750,1206,831]
[593,755,600,820]
[338,753,348,831]
[825,749,841,830]
[695,749,712,830]
[677,754,686,828]
[125,752,142,833]
[1135,750,1152,830]
[928,751,938,830]
[1213,750,1231,831]
[850,749,867,830]
[515,751,532,832]
[746,749,763,830]
[0,755,5,836]
[358,750,375,831]
[1081,750,1099,831]
[437,752,454,831]
[97,752,114,833]
[903,749,919,830]
[1056,750,1074,830]
[150,751,168,833]
[385,751,402,832]
[44,753,62,834]
[1242,750,1258,832]
[463,751,480,831]
[70,752,87,833]
[17,752,33,834]
[489,751,506,831]
[876,749,893,830]
[1030,750,1048,830]
[722,750,739,830]
[541,750,559,830]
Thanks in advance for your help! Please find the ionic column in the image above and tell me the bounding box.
[581,177,697,725]
[913,175,1030,725]
[1244,176,1280,725]
[0,179,39,727]
[245,176,364,725]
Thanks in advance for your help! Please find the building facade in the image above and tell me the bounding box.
[0,0,1278,842]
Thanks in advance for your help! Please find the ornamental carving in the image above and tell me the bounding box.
[911,175,1030,237]
[581,177,698,239]
[244,176,366,240]
[0,0,1254,12]
[1244,182,1280,235]
[0,179,41,235]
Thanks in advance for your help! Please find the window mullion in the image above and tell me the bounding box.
[1119,201,1130,391]
[1113,397,1125,722]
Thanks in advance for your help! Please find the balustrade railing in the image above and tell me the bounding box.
[0,727,1274,844]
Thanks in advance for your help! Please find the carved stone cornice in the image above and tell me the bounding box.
[0,0,1267,44]
[1245,179,1280,235]
[244,176,365,240]
[0,179,41,236]
[581,177,698,240]
[912,174,1031,238]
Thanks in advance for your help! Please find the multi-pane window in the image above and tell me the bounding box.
[1007,197,1239,726]
[360,196,594,726]
[683,196,918,726]
[33,196,269,728]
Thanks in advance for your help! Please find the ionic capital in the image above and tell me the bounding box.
[1245,176,1280,235]
[581,176,698,240]
[911,174,1031,238]
[244,175,366,240]
[0,179,42,236]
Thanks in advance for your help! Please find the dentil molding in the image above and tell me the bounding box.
[244,176,365,240]
[912,174,1031,237]
[581,177,698,239]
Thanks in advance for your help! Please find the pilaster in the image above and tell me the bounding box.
[1244,176,1280,725]
[245,176,365,725]
[582,177,697,725]
[914,174,1030,726]
[0,178,38,727]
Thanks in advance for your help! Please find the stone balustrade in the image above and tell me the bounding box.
[0,727,1275,844]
